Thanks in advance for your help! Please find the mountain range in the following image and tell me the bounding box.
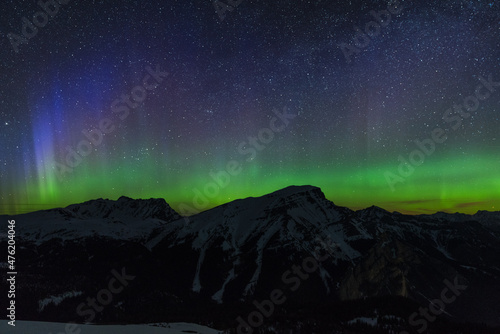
[1,185,499,333]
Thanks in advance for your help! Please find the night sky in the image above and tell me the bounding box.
[1,0,499,215]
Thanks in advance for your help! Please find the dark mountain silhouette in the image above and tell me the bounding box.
[1,185,499,333]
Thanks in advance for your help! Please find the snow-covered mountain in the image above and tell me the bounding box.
[1,185,499,333]
[0,320,223,334]
[3,196,179,244]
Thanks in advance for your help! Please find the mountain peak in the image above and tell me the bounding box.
[360,205,388,213]
[65,196,178,221]
[268,185,322,197]
[356,205,390,219]
[254,185,334,209]
[224,185,328,209]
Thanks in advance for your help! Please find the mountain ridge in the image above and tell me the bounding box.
[4,184,498,219]
[1,185,500,332]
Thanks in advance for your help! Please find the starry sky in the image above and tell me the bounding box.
[0,0,499,215]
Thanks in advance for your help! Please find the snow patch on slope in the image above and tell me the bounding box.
[192,247,207,292]
[212,267,236,303]
[244,222,281,296]
[38,291,83,312]
[0,321,223,334]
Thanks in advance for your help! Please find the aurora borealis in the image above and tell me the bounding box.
[1,0,499,215]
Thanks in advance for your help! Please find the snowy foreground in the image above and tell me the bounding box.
[0,321,223,334]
